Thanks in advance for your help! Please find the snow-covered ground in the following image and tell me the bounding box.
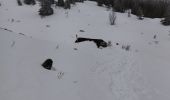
[0,1,170,100]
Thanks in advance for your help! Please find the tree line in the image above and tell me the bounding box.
[17,0,170,25]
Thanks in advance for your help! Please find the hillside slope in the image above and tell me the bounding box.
[0,1,170,100]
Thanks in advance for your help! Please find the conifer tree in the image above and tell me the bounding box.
[137,7,144,20]
[64,0,71,9]
[97,0,104,6]
[24,0,35,5]
[17,0,22,6]
[114,0,124,12]
[39,0,54,16]
[70,0,76,5]
[58,0,65,7]
[162,6,170,25]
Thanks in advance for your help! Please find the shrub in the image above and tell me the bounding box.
[109,10,116,25]
[107,41,112,47]
[122,45,131,51]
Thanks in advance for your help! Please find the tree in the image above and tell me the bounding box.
[75,0,84,3]
[17,0,22,6]
[114,0,124,12]
[104,0,112,8]
[97,0,104,6]
[137,7,144,20]
[39,0,54,16]
[24,0,36,5]
[161,6,170,25]
[58,0,65,7]
[127,9,131,17]
[70,0,76,5]
[64,0,71,9]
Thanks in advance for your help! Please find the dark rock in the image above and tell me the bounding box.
[42,59,53,70]
[75,37,108,48]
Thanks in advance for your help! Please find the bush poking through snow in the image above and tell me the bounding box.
[107,41,112,47]
[109,10,116,25]
[122,45,131,51]
[57,72,64,79]
[42,59,53,70]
